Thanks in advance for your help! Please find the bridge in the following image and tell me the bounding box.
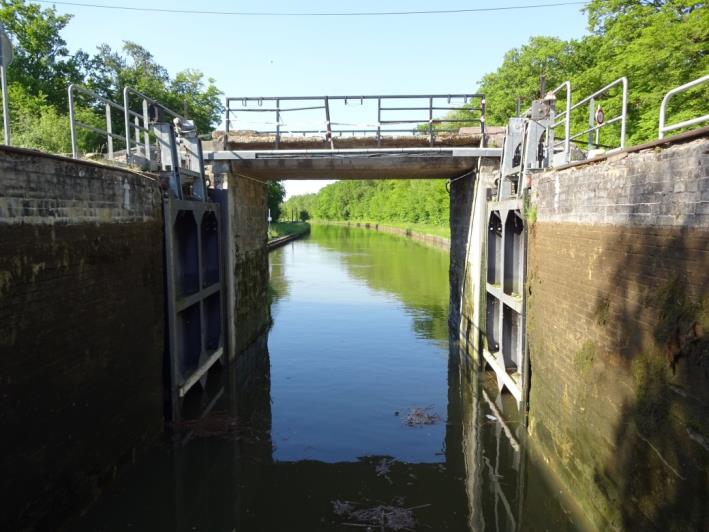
[207,94,503,181]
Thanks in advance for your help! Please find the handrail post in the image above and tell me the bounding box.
[123,86,131,164]
[324,96,333,149]
[659,92,669,139]
[620,77,628,149]
[481,97,487,147]
[587,97,595,151]
[428,96,433,147]
[377,97,382,147]
[224,98,229,149]
[275,98,280,150]
[68,84,78,158]
[105,102,113,160]
[142,98,150,162]
[564,82,571,162]
[1,64,9,145]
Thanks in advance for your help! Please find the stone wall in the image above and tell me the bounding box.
[0,147,165,530]
[527,137,708,530]
[226,170,271,357]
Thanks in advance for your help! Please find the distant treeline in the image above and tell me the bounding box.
[280,180,449,226]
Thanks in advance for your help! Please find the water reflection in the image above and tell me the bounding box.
[75,225,583,531]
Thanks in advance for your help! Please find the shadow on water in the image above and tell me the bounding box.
[73,225,586,531]
[589,226,708,530]
[73,342,582,531]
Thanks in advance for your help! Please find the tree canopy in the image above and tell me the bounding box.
[0,0,223,154]
[267,181,286,222]
[464,0,708,145]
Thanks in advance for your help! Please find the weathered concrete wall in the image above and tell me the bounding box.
[0,147,165,530]
[527,137,708,530]
[226,170,271,357]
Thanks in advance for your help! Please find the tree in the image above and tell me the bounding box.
[88,42,223,135]
[267,181,286,222]
[0,1,224,153]
[0,0,87,110]
[476,0,707,144]
[299,209,310,222]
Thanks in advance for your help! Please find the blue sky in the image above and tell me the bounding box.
[48,0,591,196]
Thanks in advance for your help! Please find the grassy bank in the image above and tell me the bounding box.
[268,222,311,240]
[313,220,450,240]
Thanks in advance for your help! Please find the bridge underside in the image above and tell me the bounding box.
[205,147,502,180]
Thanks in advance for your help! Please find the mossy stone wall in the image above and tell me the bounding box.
[527,137,708,530]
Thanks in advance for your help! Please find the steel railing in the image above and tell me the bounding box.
[123,86,186,165]
[571,77,627,152]
[224,94,486,148]
[68,84,128,160]
[659,74,709,139]
[68,85,188,168]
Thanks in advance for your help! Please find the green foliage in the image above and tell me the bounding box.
[477,0,708,145]
[267,181,286,221]
[268,221,310,240]
[299,209,310,222]
[0,0,223,154]
[0,0,86,110]
[282,179,450,227]
[7,83,102,153]
[88,42,223,134]
[479,36,590,127]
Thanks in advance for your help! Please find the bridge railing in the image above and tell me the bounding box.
[659,74,709,139]
[224,94,486,148]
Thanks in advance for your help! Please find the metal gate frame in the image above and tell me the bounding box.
[483,112,548,407]
[164,196,225,421]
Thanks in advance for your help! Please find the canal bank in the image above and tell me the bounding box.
[267,222,311,251]
[315,221,450,250]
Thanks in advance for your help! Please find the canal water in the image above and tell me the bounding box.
[75,224,587,531]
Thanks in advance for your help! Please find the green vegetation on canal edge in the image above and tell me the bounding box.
[268,222,310,240]
[323,220,450,241]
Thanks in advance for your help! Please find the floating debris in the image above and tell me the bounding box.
[332,500,431,530]
[332,500,355,516]
[403,406,441,427]
[375,458,396,483]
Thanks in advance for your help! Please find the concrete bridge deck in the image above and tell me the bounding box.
[205,131,502,180]
[206,147,502,180]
